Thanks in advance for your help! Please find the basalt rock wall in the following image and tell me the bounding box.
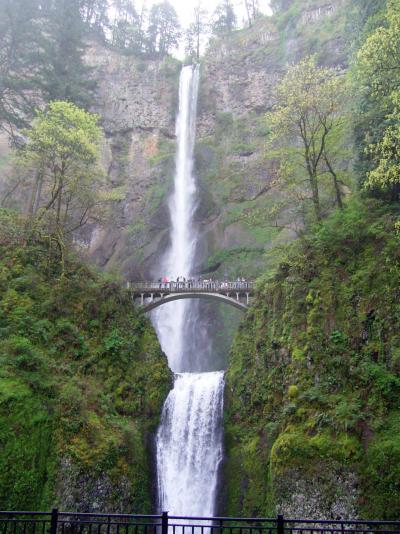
[83,46,181,279]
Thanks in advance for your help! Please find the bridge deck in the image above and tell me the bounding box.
[128,281,254,312]
[128,281,254,294]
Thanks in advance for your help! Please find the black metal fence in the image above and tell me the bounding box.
[1,511,400,534]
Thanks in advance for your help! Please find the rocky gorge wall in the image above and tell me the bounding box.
[222,201,400,520]
[193,0,352,279]
[0,234,172,511]
[82,46,181,279]
[79,0,354,283]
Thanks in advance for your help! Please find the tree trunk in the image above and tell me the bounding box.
[333,173,343,209]
[391,182,400,202]
[27,170,41,217]
[33,174,43,215]
[310,174,322,221]
[324,155,343,209]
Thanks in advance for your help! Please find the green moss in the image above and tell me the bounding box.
[0,226,171,510]
[362,412,400,519]
[224,200,400,518]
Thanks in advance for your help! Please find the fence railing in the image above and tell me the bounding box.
[1,511,400,534]
[127,281,254,292]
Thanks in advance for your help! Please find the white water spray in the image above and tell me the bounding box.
[152,65,225,517]
[153,65,198,372]
[157,372,224,515]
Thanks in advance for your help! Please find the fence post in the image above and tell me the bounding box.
[50,508,59,534]
[161,512,169,534]
[277,515,284,534]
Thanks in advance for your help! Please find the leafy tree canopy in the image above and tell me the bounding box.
[356,1,400,197]
[146,1,181,57]
[266,56,349,223]
[211,0,237,35]
[18,101,105,272]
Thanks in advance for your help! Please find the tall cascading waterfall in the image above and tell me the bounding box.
[151,65,225,517]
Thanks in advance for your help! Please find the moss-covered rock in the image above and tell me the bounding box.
[0,230,172,511]
[223,200,400,519]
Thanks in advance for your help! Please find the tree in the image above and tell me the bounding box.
[0,0,46,135]
[0,0,97,136]
[41,0,96,109]
[270,0,293,13]
[365,104,400,196]
[185,3,209,60]
[356,0,400,198]
[211,0,236,35]
[111,0,145,52]
[80,0,110,38]
[146,1,180,57]
[266,56,348,222]
[243,0,259,27]
[18,101,104,272]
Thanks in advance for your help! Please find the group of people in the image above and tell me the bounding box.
[158,276,204,289]
[156,276,251,290]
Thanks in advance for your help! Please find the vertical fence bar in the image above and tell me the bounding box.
[277,516,284,534]
[50,510,59,534]
[161,513,168,534]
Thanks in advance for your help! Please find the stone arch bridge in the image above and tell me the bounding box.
[128,281,254,312]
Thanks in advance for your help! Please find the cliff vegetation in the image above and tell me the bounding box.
[224,200,400,519]
[223,0,400,520]
[0,210,171,511]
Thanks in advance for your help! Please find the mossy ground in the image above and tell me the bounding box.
[224,200,400,519]
[0,212,171,511]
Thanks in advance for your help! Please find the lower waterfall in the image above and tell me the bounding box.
[156,372,224,516]
[152,64,224,517]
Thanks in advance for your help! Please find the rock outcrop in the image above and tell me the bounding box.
[83,46,181,279]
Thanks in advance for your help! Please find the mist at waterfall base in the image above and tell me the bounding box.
[150,65,225,517]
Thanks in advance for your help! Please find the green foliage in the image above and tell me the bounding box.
[266,55,350,222]
[184,4,208,61]
[23,101,101,168]
[224,200,400,518]
[356,1,400,195]
[362,413,400,519]
[0,0,96,133]
[0,228,171,510]
[211,0,237,35]
[42,0,96,107]
[146,1,181,57]
[0,209,27,245]
[17,101,109,272]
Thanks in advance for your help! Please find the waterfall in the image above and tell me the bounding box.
[152,65,225,517]
[157,372,224,515]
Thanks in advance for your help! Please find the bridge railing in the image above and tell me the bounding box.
[1,511,400,534]
[128,281,254,292]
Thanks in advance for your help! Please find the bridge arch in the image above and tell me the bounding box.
[141,292,248,312]
[128,281,254,313]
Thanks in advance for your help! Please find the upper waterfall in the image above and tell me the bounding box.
[164,65,200,282]
[152,65,200,373]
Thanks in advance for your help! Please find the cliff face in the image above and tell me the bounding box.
[80,0,354,282]
[0,233,171,511]
[83,46,181,279]
[223,201,400,520]
[193,0,352,278]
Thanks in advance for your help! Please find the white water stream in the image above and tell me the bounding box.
[152,65,224,517]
